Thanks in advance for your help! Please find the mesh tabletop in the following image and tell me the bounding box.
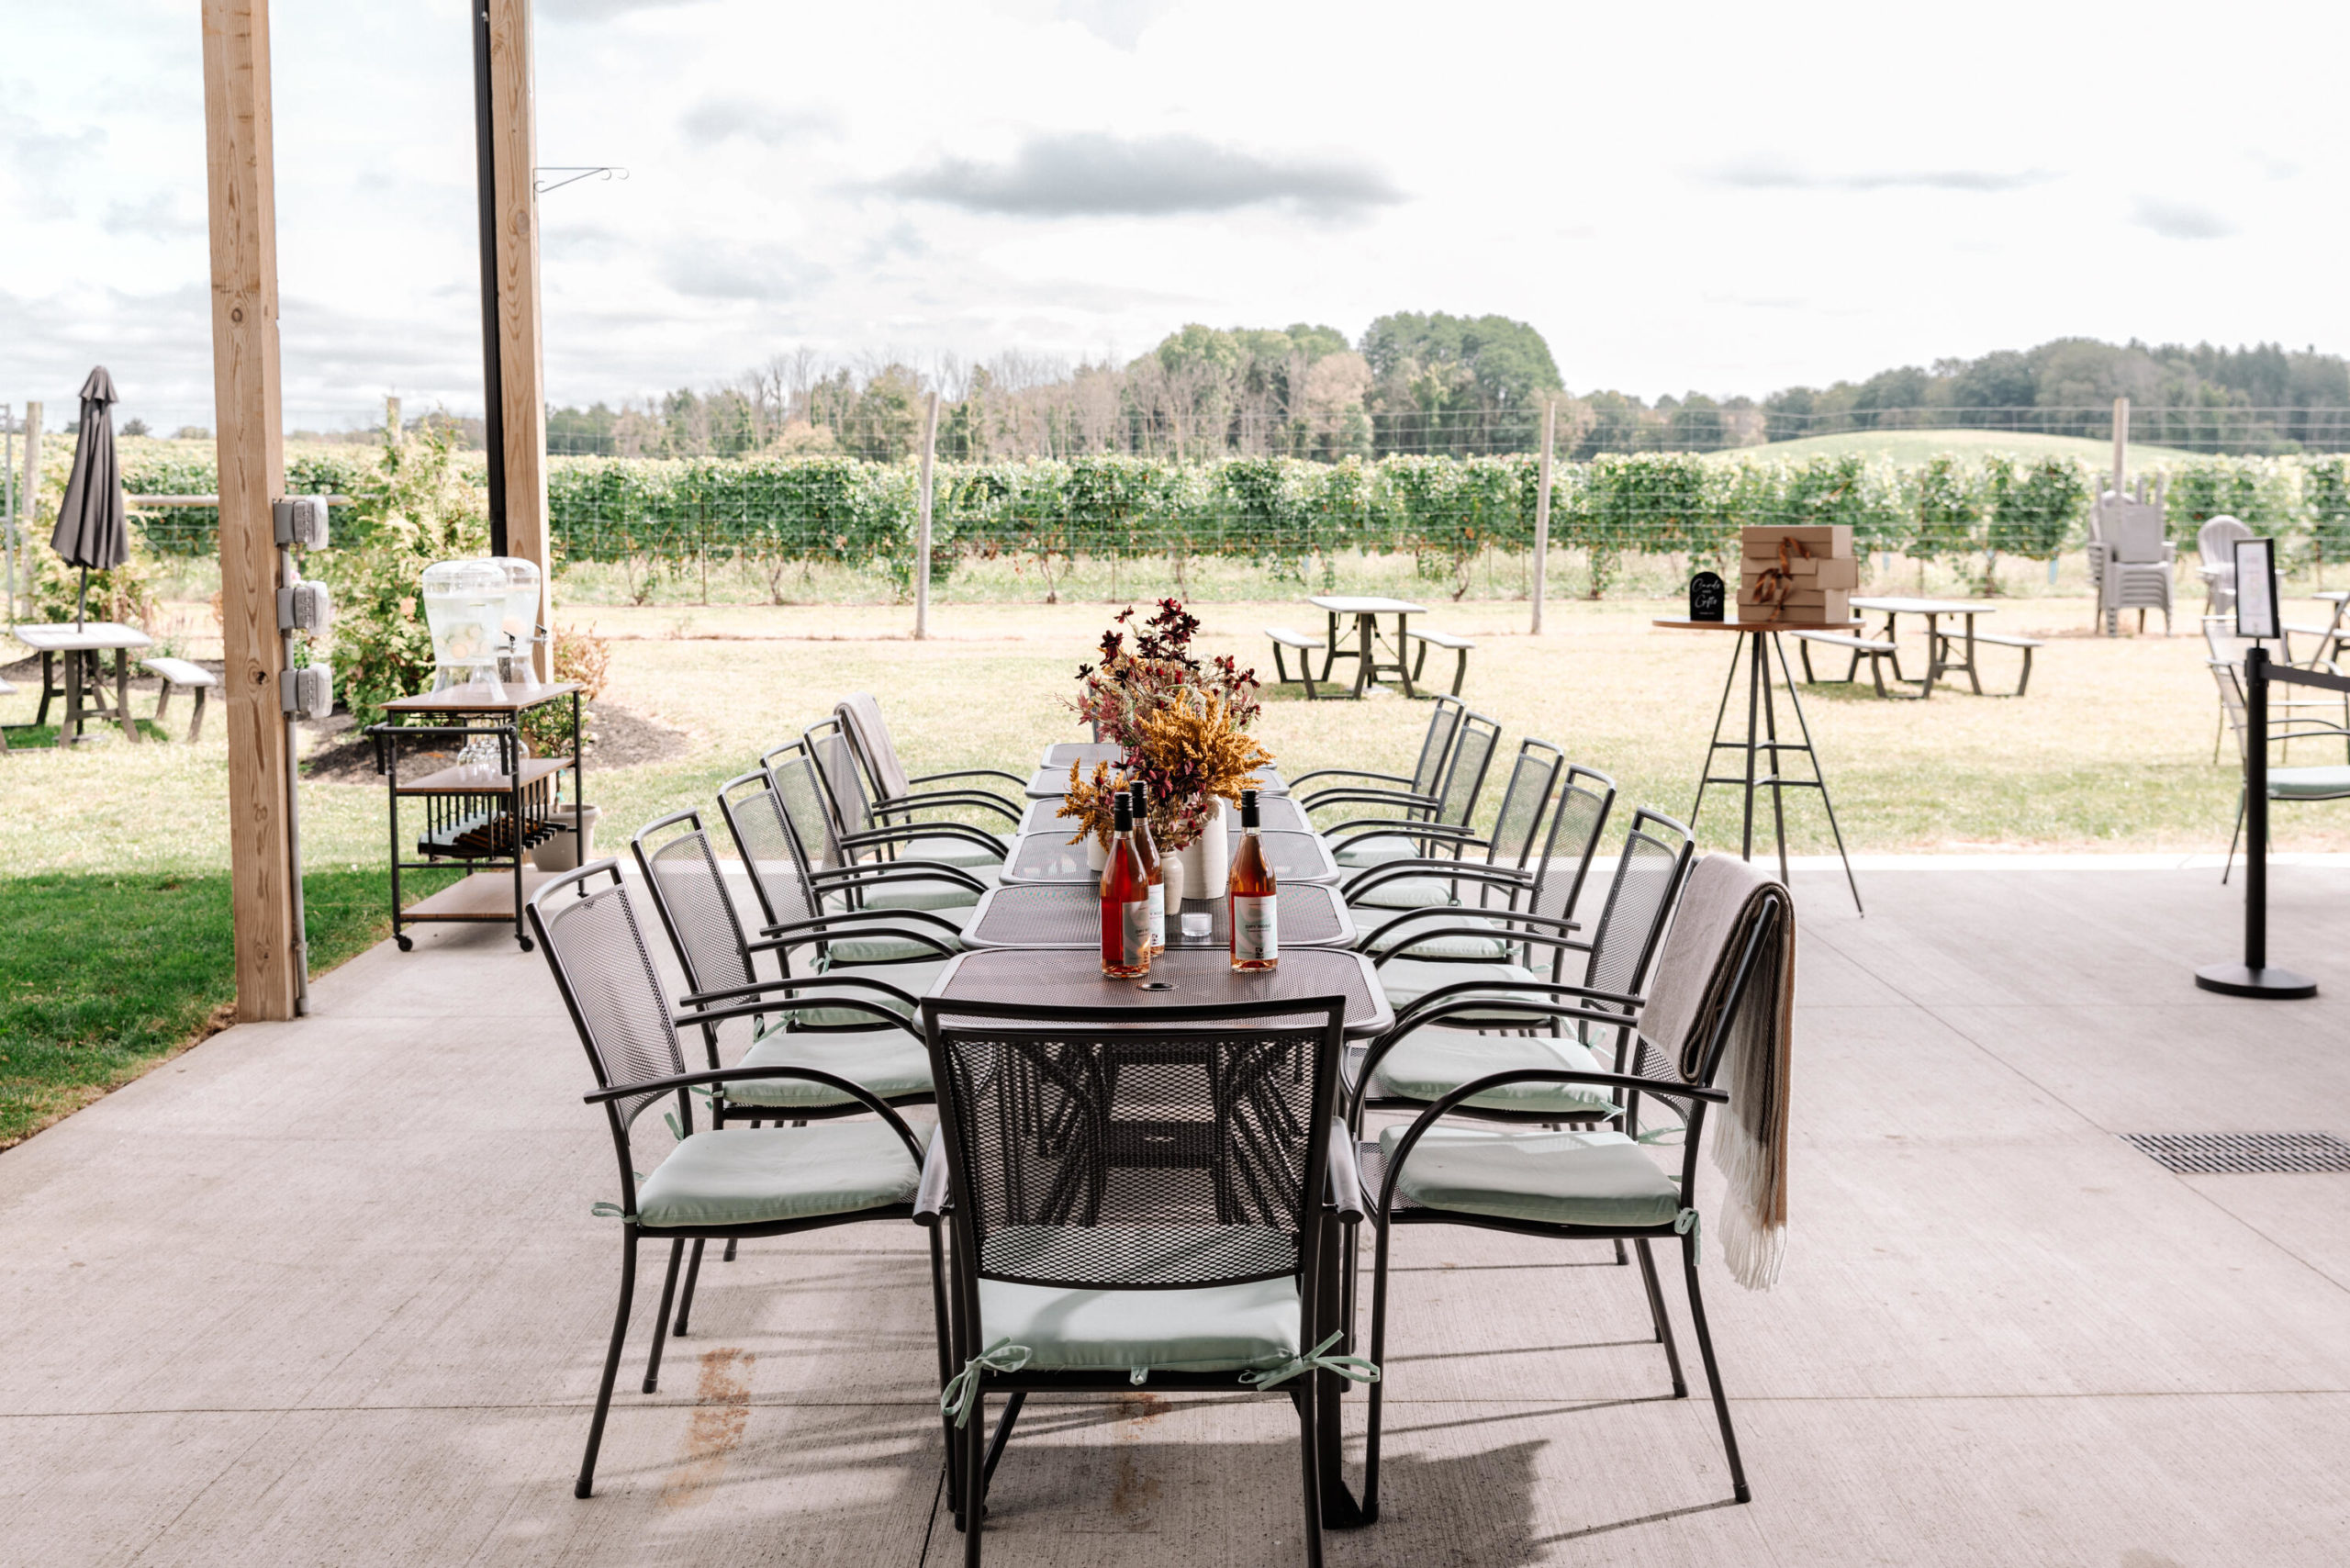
[1041,741,1126,767]
[1024,764,1290,799]
[1017,793,1309,835]
[960,881,1353,950]
[932,946,1393,1039]
[1001,827,1337,885]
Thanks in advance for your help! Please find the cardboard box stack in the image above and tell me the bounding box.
[1740,524,1858,624]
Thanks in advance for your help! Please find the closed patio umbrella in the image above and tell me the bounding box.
[50,366,127,629]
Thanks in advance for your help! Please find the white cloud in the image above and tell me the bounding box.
[885,132,1403,218]
[2131,196,2238,241]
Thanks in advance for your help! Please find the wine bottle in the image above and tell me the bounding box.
[1128,778,1165,953]
[1101,792,1151,979]
[1229,787,1277,972]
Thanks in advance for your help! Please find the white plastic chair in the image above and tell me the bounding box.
[2197,515,2252,616]
[2089,489,2175,635]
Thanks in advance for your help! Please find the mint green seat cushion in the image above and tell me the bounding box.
[727,1025,934,1107]
[979,1272,1301,1377]
[827,905,968,964]
[800,958,950,1026]
[904,833,1010,869]
[1333,832,1421,869]
[2270,767,2350,800]
[1349,875,1462,912]
[1376,957,1557,1024]
[1379,1126,1680,1229]
[1369,1029,1620,1118]
[850,869,995,913]
[633,1123,919,1228]
[1356,910,1512,962]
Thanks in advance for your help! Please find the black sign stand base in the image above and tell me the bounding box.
[2194,962,2318,999]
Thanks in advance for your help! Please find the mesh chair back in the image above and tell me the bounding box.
[805,716,878,841]
[2210,661,2250,761]
[764,738,849,872]
[1430,709,1501,828]
[531,868,687,1133]
[923,999,1343,1289]
[1572,810,1696,1020]
[838,693,912,800]
[632,811,762,1006]
[1528,764,1617,927]
[1408,696,1465,798]
[2203,616,2255,666]
[715,771,823,931]
[1486,740,1563,872]
[2102,499,2167,564]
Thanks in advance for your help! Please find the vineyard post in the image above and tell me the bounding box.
[2110,397,2129,495]
[1531,398,1555,633]
[914,389,939,639]
[15,402,40,622]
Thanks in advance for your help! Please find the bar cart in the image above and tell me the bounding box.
[370,681,585,951]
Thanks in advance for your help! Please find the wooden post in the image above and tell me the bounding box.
[484,0,551,675]
[203,0,299,1022]
[385,394,400,446]
[1530,398,1555,633]
[914,391,939,639]
[2110,396,2129,496]
[16,402,40,622]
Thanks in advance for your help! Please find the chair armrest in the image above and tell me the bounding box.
[1325,818,1480,846]
[914,1126,952,1227]
[754,907,964,944]
[842,822,1008,858]
[874,790,1025,825]
[1342,860,1527,900]
[1302,787,1439,813]
[1358,908,1579,957]
[675,971,921,1018]
[811,860,990,893]
[584,1065,928,1162]
[1385,976,1641,1035]
[1326,1121,1366,1226]
[909,767,1032,791]
[1289,767,1416,790]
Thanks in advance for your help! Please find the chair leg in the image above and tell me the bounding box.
[2223,790,2246,885]
[1612,1238,1628,1266]
[642,1238,685,1393]
[1363,1221,1393,1521]
[577,1231,640,1498]
[673,1238,707,1337]
[1297,1380,1326,1568]
[963,1391,987,1567]
[1633,1239,1687,1397]
[1681,1235,1751,1503]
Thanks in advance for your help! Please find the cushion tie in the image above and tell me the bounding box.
[942,1341,1032,1427]
[588,1202,636,1221]
[1238,1331,1382,1392]
[1673,1207,1701,1260]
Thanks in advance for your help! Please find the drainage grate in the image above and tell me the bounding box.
[2122,1133,2350,1174]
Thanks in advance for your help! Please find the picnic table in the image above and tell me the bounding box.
[1309,595,1427,699]
[1849,597,1997,698]
[12,622,154,744]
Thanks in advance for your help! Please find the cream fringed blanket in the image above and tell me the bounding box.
[1631,854,1795,1291]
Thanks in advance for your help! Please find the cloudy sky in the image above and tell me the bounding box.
[4,0,2344,431]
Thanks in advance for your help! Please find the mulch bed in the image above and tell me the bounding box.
[300,702,689,784]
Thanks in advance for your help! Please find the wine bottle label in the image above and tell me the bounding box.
[1122,899,1151,967]
[1232,895,1278,962]
[1147,883,1166,947]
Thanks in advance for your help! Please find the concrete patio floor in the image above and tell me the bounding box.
[3,860,2348,1566]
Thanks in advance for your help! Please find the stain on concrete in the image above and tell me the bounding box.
[1107,1392,1164,1527]
[657,1347,755,1510]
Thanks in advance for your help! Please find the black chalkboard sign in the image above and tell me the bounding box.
[1689,570,1726,622]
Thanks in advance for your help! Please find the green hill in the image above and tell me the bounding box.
[1701,428,2201,467]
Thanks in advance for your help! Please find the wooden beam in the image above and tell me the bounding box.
[488,0,550,677]
[202,0,298,1022]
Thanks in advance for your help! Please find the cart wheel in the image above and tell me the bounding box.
[394,934,413,952]
[518,935,535,953]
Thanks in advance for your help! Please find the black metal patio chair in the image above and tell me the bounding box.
[915,994,1371,1567]
[1319,706,1503,872]
[529,861,938,1500]
[762,734,1008,898]
[1337,742,1598,918]
[836,691,1030,823]
[716,768,987,946]
[807,712,1018,873]
[1359,868,1791,1516]
[1291,695,1464,822]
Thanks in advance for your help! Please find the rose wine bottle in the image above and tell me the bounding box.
[1128,779,1165,953]
[1229,788,1278,972]
[1101,792,1151,979]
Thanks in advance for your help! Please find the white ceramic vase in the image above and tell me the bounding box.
[1175,797,1232,899]
[1085,832,1109,873]
[1158,851,1186,908]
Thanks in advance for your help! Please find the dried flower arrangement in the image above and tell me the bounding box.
[1054,760,1127,851]
[1070,598,1261,750]
[1129,693,1270,849]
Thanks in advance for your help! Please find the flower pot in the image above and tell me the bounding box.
[1159,852,1186,908]
[531,803,600,873]
[1085,832,1109,873]
[1175,797,1232,900]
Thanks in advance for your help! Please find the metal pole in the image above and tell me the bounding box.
[20,401,42,622]
[2110,397,2128,497]
[2196,644,2316,996]
[4,403,16,623]
[914,391,938,639]
[471,0,508,554]
[1531,398,1554,633]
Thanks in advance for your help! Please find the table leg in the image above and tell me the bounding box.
[1919,614,1940,699]
[1320,610,1341,685]
[117,651,138,742]
[1964,614,1982,695]
[1740,632,1762,860]
[1759,634,1790,886]
[1770,633,1864,915]
[1353,614,1371,700]
[35,651,54,727]
[64,650,83,745]
[1394,613,1417,699]
[1879,612,1908,684]
[1689,638,1744,829]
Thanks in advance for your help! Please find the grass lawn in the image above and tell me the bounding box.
[0,588,2323,1148]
